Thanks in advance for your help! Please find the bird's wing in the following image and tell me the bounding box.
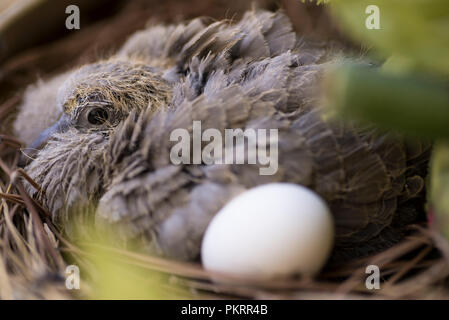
[118,10,323,78]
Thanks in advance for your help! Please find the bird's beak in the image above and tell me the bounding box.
[19,114,70,167]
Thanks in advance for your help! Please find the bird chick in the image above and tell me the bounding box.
[15,10,429,262]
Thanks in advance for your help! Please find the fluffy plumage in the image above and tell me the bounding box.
[14,72,70,146]
[15,10,429,262]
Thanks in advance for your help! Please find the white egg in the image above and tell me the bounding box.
[201,183,334,279]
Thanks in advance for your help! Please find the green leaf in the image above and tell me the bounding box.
[322,64,449,138]
[330,0,449,76]
[430,143,449,240]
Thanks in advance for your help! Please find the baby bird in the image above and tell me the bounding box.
[15,10,429,262]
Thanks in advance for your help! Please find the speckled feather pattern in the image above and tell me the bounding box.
[15,10,429,262]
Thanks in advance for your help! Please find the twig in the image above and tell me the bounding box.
[0,96,21,121]
[14,168,44,194]
[13,179,64,270]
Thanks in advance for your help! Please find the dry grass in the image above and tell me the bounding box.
[1,0,449,300]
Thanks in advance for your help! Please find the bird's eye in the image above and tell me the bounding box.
[87,107,109,125]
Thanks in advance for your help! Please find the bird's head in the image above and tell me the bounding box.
[20,58,172,166]
[20,58,173,219]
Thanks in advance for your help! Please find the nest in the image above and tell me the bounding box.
[1,0,449,300]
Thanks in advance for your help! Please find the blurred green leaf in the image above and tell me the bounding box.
[85,244,176,300]
[323,64,449,138]
[65,205,193,300]
[430,143,449,239]
[330,0,449,76]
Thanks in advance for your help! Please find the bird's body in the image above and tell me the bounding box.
[15,11,429,263]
